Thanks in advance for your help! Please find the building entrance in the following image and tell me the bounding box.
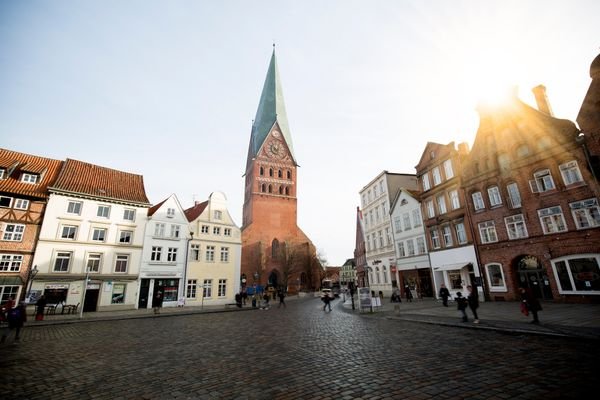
[516,255,553,300]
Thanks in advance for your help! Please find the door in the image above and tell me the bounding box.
[138,279,150,309]
[83,289,99,312]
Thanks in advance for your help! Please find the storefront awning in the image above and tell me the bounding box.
[433,262,472,272]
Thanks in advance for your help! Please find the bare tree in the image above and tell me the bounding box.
[276,241,303,290]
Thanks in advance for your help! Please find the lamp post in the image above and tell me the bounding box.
[22,265,39,303]
[80,267,90,319]
[182,231,194,307]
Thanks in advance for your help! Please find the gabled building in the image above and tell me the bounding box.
[139,194,190,309]
[462,88,600,302]
[339,258,356,289]
[31,159,151,311]
[0,149,63,303]
[577,52,600,181]
[185,192,241,306]
[241,49,318,293]
[359,171,417,296]
[389,188,431,298]
[415,142,481,301]
[353,207,367,287]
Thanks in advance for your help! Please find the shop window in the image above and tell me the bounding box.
[485,263,507,291]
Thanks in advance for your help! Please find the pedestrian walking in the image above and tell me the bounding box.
[277,289,286,308]
[519,287,542,324]
[438,284,450,307]
[35,295,47,321]
[467,285,480,323]
[322,291,332,312]
[261,292,270,310]
[1,301,27,344]
[455,292,468,322]
[152,290,163,314]
[405,285,413,302]
[235,292,243,308]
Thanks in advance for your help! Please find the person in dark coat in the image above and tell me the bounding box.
[438,284,450,307]
[519,287,542,324]
[405,286,413,302]
[455,292,468,322]
[322,292,332,312]
[277,290,286,308]
[152,291,164,314]
[35,295,47,321]
[467,285,480,323]
[1,301,27,343]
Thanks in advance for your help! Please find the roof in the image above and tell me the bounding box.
[49,158,150,205]
[184,200,208,222]
[0,148,63,199]
[147,198,168,216]
[247,49,295,162]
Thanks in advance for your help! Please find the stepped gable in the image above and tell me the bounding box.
[49,158,150,205]
[0,148,63,198]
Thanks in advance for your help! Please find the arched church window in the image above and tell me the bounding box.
[268,184,272,193]
[272,239,279,259]
[285,187,289,196]
[260,166,264,176]
[269,168,273,177]
[287,170,291,179]
[261,184,266,192]
[279,186,283,195]
[278,170,282,178]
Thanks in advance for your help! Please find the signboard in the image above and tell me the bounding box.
[45,284,69,289]
[358,287,372,311]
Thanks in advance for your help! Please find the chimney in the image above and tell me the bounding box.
[532,85,554,116]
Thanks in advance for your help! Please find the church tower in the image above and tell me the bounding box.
[241,49,318,293]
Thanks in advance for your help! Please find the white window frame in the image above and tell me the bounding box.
[449,190,460,210]
[115,254,129,273]
[61,225,78,240]
[0,254,23,272]
[426,200,435,219]
[505,214,528,240]
[201,225,209,234]
[442,225,453,247]
[123,209,136,221]
[213,227,221,235]
[402,213,411,230]
[171,225,180,238]
[218,279,227,297]
[397,242,405,257]
[394,217,402,233]
[151,246,162,261]
[224,228,232,236]
[485,263,507,292]
[190,244,200,261]
[559,160,583,186]
[455,222,467,244]
[430,229,441,249]
[530,169,555,193]
[154,223,165,237]
[167,208,175,218]
[570,198,600,229]
[53,251,72,272]
[551,255,600,294]
[416,236,426,254]
[167,248,177,262]
[67,201,82,215]
[478,221,498,243]
[487,186,502,207]
[538,206,567,234]
[0,196,12,208]
[2,224,25,241]
[97,205,111,218]
[432,167,442,186]
[472,192,485,211]
[14,199,29,210]
[21,173,39,184]
[507,182,522,208]
[220,247,229,262]
[422,173,431,191]
[92,228,107,242]
[406,239,415,256]
[118,230,133,244]
[203,279,212,297]
[443,159,454,179]
[206,246,215,262]
[86,253,102,273]
[412,209,422,227]
[186,279,197,299]
[437,195,447,214]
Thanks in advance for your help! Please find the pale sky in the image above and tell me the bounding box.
[1,1,598,266]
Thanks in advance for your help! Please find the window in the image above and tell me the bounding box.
[443,159,454,179]
[430,229,441,249]
[2,224,24,241]
[472,192,485,211]
[201,225,209,234]
[0,196,11,208]
[507,183,522,208]
[505,214,528,239]
[203,279,212,297]
[167,208,175,218]
[442,225,453,247]
[485,263,507,291]
[403,213,411,230]
[393,217,402,233]
[191,244,200,261]
[380,181,385,193]
[97,205,111,218]
[186,279,197,299]
[517,144,530,157]
[21,173,39,184]
[61,225,78,240]
[487,186,502,207]
[0,254,23,272]
[530,169,555,193]
[449,190,460,210]
[111,284,126,304]
[224,228,232,236]
[123,209,135,221]
[397,242,405,257]
[570,198,600,229]
[171,225,180,238]
[416,237,426,254]
[382,201,387,216]
[538,206,567,234]
[553,256,600,293]
[86,253,102,272]
[432,167,442,186]
[375,208,380,223]
[406,240,415,256]
[378,231,384,247]
[167,248,177,262]
[14,199,29,210]
[213,227,221,235]
[151,246,162,261]
[260,166,264,176]
[412,209,422,227]
[67,201,82,215]
[54,252,72,272]
[478,221,498,243]
[426,200,435,219]
[0,169,5,179]
[560,161,583,186]
[214,210,222,220]
[0,286,19,304]
[287,170,292,179]
[373,186,378,197]
[218,279,227,297]
[119,230,133,244]
[115,254,128,273]
[455,222,467,244]
[422,174,431,191]
[448,271,462,290]
[437,195,447,214]
[382,266,388,284]
[154,223,165,237]
[206,246,215,262]
[220,247,229,262]
[92,228,107,242]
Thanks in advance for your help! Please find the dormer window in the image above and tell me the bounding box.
[21,173,39,184]
[167,208,175,218]
[214,210,222,220]
[0,169,5,179]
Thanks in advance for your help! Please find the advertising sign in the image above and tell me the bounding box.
[358,287,371,311]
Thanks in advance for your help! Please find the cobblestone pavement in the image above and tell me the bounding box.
[1,297,597,400]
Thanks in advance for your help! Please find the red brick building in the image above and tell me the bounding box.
[576,52,600,180]
[0,148,63,303]
[241,50,318,293]
[462,88,600,303]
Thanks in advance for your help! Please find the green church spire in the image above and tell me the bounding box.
[249,48,295,162]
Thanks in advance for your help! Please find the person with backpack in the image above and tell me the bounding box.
[455,292,469,322]
[1,301,27,344]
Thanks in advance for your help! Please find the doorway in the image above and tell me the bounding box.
[138,279,150,309]
[83,288,99,312]
[516,255,553,300]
